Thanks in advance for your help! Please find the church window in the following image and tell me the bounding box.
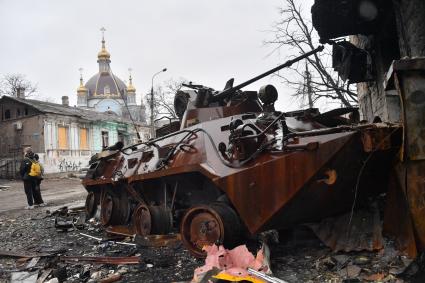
[79,128,89,150]
[101,131,109,148]
[58,126,69,149]
[104,85,110,95]
[4,109,11,120]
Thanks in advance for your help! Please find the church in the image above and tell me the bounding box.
[76,31,146,124]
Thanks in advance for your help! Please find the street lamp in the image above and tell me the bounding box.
[150,68,167,139]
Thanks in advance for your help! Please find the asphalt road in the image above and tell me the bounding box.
[0,178,86,213]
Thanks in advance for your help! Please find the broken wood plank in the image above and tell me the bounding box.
[36,269,52,283]
[60,256,140,265]
[0,250,52,258]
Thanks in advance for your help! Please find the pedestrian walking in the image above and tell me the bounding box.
[33,154,46,207]
[19,147,42,209]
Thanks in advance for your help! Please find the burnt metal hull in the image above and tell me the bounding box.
[82,119,400,252]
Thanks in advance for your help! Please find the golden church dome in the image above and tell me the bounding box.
[77,76,88,94]
[98,39,111,60]
[127,74,136,93]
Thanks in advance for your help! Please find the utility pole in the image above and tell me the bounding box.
[150,68,167,139]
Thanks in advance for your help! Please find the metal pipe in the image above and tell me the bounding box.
[212,46,324,102]
[247,268,289,283]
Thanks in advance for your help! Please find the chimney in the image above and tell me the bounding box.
[16,87,25,99]
[61,96,69,106]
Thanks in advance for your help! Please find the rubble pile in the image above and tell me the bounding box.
[0,207,199,282]
[0,204,423,282]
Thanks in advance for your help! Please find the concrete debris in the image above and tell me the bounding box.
[10,271,38,283]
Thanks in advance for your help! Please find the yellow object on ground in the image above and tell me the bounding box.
[213,272,266,283]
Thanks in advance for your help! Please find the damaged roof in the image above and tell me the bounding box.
[0,95,143,125]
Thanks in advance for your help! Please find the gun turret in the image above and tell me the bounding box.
[174,46,324,121]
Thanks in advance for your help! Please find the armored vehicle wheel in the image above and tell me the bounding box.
[149,205,173,235]
[100,194,116,226]
[133,204,152,236]
[133,205,173,236]
[85,192,99,219]
[100,192,130,226]
[180,203,241,257]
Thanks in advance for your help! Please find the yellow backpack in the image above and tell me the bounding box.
[28,159,42,177]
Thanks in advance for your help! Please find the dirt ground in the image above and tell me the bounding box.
[0,178,86,213]
[0,178,423,283]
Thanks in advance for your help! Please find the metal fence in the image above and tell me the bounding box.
[0,147,24,179]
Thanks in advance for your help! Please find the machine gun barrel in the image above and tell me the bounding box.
[211,45,324,102]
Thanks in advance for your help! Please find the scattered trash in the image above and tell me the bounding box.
[53,206,86,231]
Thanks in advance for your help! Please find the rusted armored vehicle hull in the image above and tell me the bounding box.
[83,117,400,256]
[82,48,401,256]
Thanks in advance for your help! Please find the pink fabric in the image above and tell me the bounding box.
[192,244,269,282]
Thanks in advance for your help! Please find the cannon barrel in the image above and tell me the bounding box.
[211,45,324,102]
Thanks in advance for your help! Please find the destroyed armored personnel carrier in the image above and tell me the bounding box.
[82,47,401,256]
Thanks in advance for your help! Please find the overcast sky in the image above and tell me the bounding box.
[0,0,316,112]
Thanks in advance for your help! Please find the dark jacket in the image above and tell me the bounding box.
[20,155,35,180]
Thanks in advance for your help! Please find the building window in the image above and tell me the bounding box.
[118,131,125,144]
[4,109,11,120]
[101,131,109,148]
[79,128,89,150]
[58,126,69,149]
[24,108,28,115]
[104,85,110,95]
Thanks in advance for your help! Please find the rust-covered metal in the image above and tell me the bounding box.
[307,205,383,252]
[82,50,402,256]
[383,58,425,257]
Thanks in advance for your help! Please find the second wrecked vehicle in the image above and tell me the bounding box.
[82,47,401,257]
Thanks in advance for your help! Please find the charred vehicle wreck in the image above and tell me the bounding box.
[82,46,401,257]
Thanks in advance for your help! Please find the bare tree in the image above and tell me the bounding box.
[266,0,357,108]
[147,78,188,120]
[0,73,38,98]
